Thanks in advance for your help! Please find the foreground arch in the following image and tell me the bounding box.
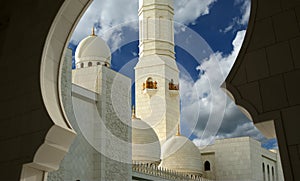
[0,0,92,180]
[223,0,300,180]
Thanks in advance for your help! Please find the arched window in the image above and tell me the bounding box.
[267,165,270,181]
[88,62,92,67]
[97,62,100,65]
[204,161,211,171]
[80,62,84,68]
[272,166,275,181]
[263,163,266,181]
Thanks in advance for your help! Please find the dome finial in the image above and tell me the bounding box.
[91,25,96,36]
[132,105,136,119]
[176,123,181,136]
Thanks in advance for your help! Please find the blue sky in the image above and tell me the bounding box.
[69,0,277,150]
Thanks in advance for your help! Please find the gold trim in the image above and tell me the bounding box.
[132,105,136,119]
[91,26,96,36]
[176,124,181,136]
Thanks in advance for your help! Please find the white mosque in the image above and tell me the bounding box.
[47,0,284,181]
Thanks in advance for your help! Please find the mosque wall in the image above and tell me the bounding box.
[249,137,265,181]
[200,151,216,180]
[72,66,100,93]
[48,49,102,181]
[48,51,132,181]
[201,137,284,181]
[261,155,277,181]
[260,147,284,181]
[276,152,285,181]
[95,66,132,181]
[214,137,252,180]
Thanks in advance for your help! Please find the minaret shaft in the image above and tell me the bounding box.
[135,0,179,144]
[138,0,175,59]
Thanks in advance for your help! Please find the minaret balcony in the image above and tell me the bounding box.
[142,78,158,97]
[168,80,179,97]
[143,88,158,97]
[168,89,179,97]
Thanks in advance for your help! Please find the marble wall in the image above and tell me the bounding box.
[48,52,132,181]
[201,137,284,181]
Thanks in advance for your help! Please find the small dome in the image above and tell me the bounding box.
[132,117,161,165]
[160,135,203,175]
[75,34,111,68]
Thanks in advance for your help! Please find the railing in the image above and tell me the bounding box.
[169,82,179,90]
[132,162,213,181]
[142,81,158,90]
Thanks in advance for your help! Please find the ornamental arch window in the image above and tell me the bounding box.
[88,62,92,67]
[80,62,84,68]
[204,161,211,171]
[263,163,266,181]
[143,77,157,90]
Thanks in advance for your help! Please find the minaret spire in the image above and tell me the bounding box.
[176,124,181,136]
[91,25,96,36]
[132,105,137,119]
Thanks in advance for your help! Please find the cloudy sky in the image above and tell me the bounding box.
[69,0,277,149]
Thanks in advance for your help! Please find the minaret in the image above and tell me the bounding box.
[135,0,179,144]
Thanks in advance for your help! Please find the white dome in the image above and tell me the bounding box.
[160,135,203,175]
[132,117,161,165]
[75,34,111,67]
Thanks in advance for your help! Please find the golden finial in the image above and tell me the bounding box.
[176,123,181,136]
[91,26,96,36]
[132,105,136,119]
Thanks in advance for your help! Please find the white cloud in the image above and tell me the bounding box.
[193,121,264,147]
[131,51,138,56]
[70,0,217,48]
[220,0,251,33]
[178,30,264,147]
[221,24,234,33]
[180,30,245,109]
[238,0,251,25]
[174,0,217,24]
[71,0,138,45]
